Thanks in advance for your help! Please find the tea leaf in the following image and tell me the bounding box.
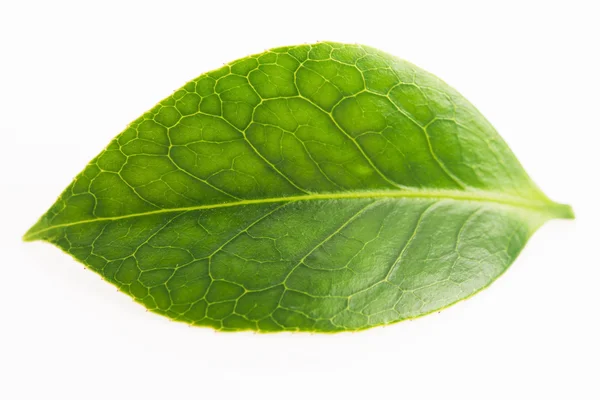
[24,42,573,332]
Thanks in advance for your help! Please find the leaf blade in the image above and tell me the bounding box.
[25,42,573,332]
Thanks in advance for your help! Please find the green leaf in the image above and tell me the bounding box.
[24,42,573,332]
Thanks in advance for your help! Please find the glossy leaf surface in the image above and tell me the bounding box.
[25,42,573,332]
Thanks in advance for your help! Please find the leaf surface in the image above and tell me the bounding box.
[24,42,573,332]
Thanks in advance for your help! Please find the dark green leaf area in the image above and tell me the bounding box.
[38,198,534,332]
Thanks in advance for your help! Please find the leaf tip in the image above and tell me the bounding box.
[22,230,37,242]
[22,223,43,242]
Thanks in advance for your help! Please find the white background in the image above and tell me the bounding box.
[1,1,598,399]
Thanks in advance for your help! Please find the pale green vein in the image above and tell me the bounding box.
[24,189,573,240]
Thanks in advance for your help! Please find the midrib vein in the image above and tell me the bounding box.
[24,189,571,239]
